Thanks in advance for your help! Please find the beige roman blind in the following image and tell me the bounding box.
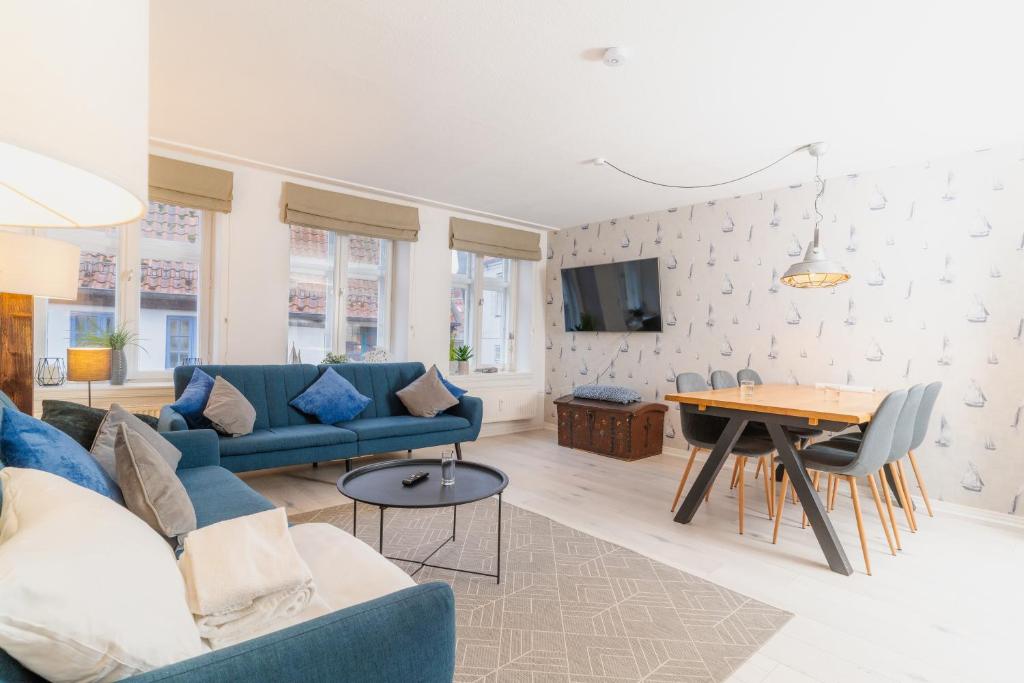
[149,155,234,212]
[449,217,541,261]
[280,182,420,241]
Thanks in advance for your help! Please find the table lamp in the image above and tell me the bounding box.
[0,232,80,412]
[66,347,112,407]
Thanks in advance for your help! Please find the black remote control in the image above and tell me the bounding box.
[402,471,429,486]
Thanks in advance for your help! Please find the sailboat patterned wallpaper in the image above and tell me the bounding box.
[544,143,1024,515]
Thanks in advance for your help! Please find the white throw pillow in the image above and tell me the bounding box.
[0,467,205,682]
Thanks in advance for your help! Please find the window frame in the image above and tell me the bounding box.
[451,251,518,372]
[287,229,395,363]
[31,202,215,382]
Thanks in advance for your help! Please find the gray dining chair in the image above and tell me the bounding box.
[671,372,778,533]
[773,388,908,576]
[906,381,942,517]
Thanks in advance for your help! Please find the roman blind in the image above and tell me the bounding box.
[280,182,420,241]
[449,217,541,261]
[149,155,234,212]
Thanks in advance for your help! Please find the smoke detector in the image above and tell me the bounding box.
[603,47,627,67]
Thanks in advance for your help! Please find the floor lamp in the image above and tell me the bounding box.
[0,233,80,413]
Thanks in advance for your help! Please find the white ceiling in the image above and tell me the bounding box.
[151,0,1024,229]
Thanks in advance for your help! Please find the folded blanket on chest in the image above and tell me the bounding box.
[178,507,317,647]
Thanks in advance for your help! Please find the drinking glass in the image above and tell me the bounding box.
[440,450,455,486]
[739,380,755,400]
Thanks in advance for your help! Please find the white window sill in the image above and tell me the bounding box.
[448,371,535,387]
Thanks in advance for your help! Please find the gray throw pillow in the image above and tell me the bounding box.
[115,423,197,539]
[396,364,459,417]
[202,376,256,437]
[91,403,181,482]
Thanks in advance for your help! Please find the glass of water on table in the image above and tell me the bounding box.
[440,450,456,486]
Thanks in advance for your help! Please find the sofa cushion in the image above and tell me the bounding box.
[396,365,459,417]
[169,367,216,429]
[0,408,123,504]
[203,376,257,437]
[0,468,204,681]
[337,415,470,441]
[116,424,197,540]
[290,368,371,424]
[218,424,358,458]
[42,399,158,449]
[93,403,181,482]
[435,368,467,399]
[176,465,275,528]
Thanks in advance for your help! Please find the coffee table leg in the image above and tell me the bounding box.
[379,505,385,553]
[452,505,457,542]
[353,502,357,537]
[496,492,502,585]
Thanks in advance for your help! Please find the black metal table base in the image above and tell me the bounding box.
[352,492,502,584]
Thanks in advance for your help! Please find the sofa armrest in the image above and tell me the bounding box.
[447,395,483,435]
[158,406,189,432]
[165,429,221,470]
[127,583,455,683]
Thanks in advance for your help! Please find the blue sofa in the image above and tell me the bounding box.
[0,398,456,683]
[159,362,483,473]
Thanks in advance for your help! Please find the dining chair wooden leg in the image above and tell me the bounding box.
[671,447,700,512]
[754,457,764,480]
[888,463,916,533]
[772,469,790,544]
[802,471,820,529]
[896,460,919,531]
[866,473,896,556]
[879,468,902,550]
[761,456,774,519]
[847,476,872,575]
[737,457,746,534]
[730,457,740,490]
[907,451,934,517]
[828,473,840,511]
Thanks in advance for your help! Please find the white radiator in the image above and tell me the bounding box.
[478,388,540,423]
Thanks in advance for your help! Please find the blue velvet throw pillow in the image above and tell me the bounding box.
[0,408,123,503]
[435,368,467,399]
[168,368,216,429]
[290,368,372,424]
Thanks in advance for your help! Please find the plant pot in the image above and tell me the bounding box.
[457,361,469,375]
[110,349,127,385]
[449,361,460,375]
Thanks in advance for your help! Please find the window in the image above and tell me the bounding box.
[449,251,517,371]
[287,227,392,363]
[41,227,120,366]
[138,203,204,371]
[165,315,197,368]
[36,200,213,379]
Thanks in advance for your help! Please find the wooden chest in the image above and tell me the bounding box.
[553,395,668,460]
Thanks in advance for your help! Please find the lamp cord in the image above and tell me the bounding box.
[812,154,825,247]
[599,144,813,190]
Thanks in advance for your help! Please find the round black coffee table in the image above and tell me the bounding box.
[338,458,509,583]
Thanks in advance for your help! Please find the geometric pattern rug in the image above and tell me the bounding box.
[290,500,791,682]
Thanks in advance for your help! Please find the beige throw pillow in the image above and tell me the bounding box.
[92,403,182,481]
[202,376,256,437]
[0,467,204,681]
[396,364,459,417]
[116,423,197,539]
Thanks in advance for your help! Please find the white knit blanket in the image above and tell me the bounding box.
[178,508,317,648]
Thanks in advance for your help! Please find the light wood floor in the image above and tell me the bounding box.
[243,429,1022,683]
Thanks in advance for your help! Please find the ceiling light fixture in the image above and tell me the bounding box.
[780,142,850,288]
[602,47,627,66]
[595,142,850,288]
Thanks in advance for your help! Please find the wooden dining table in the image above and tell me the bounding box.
[664,384,888,576]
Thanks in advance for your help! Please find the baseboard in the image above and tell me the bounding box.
[481,419,546,438]
[539,421,1024,530]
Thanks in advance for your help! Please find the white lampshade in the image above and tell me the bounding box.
[0,0,149,228]
[0,232,80,300]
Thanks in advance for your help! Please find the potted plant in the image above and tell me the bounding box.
[321,352,348,364]
[81,322,144,386]
[452,345,473,375]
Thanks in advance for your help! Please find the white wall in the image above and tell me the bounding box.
[151,145,548,385]
[545,142,1024,515]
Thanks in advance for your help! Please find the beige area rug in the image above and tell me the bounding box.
[290,500,790,682]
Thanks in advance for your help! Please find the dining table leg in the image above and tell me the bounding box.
[765,422,854,576]
[673,416,748,524]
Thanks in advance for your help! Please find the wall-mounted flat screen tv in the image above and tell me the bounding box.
[561,257,662,332]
